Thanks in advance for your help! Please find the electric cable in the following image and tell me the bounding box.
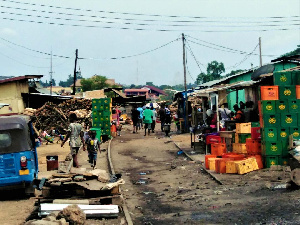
[185,40,205,72]
[1,5,300,27]
[3,15,298,33]
[186,35,278,57]
[226,44,259,70]
[2,0,299,21]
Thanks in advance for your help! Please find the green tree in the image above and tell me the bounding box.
[207,61,225,80]
[59,72,83,87]
[196,72,210,85]
[159,90,174,102]
[81,75,109,92]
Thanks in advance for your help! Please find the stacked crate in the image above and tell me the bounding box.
[92,98,112,136]
[260,70,300,167]
[233,123,251,154]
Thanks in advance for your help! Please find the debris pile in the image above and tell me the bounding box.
[26,99,92,133]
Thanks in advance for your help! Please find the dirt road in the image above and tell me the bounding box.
[0,139,70,225]
[111,125,300,224]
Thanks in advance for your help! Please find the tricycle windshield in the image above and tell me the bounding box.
[0,132,11,148]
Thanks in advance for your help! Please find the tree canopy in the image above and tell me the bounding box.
[195,61,225,85]
[81,75,109,92]
[59,73,83,87]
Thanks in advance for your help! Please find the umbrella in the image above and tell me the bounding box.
[145,102,160,109]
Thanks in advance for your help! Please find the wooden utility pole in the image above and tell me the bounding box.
[182,33,188,132]
[259,37,262,67]
[49,50,53,95]
[73,49,78,95]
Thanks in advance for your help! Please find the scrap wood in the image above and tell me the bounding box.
[52,173,74,178]
[48,178,72,183]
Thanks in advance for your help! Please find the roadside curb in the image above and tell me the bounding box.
[108,138,134,225]
[172,141,223,185]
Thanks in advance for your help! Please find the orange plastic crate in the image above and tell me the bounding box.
[232,143,247,154]
[211,143,227,156]
[208,158,217,171]
[260,86,279,100]
[215,158,233,174]
[252,155,263,169]
[297,85,300,99]
[246,138,261,155]
[205,155,217,169]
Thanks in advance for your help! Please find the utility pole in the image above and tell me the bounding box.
[182,33,188,132]
[73,49,78,95]
[259,37,262,67]
[49,50,53,95]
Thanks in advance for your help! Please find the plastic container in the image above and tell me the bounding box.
[263,156,279,168]
[236,123,251,134]
[262,114,280,128]
[281,113,298,127]
[46,155,58,171]
[288,99,300,113]
[251,127,261,140]
[275,100,288,113]
[262,142,282,156]
[279,85,296,100]
[290,127,300,140]
[211,143,226,156]
[273,71,292,86]
[262,128,278,142]
[261,100,276,114]
[296,85,300,99]
[246,138,261,155]
[260,86,279,100]
[206,135,222,144]
[205,155,217,169]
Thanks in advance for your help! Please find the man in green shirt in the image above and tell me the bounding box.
[143,106,153,136]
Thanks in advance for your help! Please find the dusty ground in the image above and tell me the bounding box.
[111,124,300,225]
[2,124,300,225]
[0,137,70,225]
[0,135,122,225]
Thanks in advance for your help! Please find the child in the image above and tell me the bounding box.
[86,130,101,169]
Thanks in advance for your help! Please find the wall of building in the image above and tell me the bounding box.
[0,81,28,115]
[227,72,252,110]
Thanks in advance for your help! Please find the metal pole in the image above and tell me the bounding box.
[259,37,262,67]
[182,33,188,132]
[50,50,53,95]
[73,49,78,95]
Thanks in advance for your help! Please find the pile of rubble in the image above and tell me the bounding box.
[24,98,92,133]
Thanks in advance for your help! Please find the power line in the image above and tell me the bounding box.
[80,38,180,60]
[3,0,299,21]
[187,38,279,58]
[0,35,180,61]
[226,44,259,70]
[0,36,71,58]
[185,40,205,72]
[2,15,299,33]
[1,5,299,26]
[1,8,299,30]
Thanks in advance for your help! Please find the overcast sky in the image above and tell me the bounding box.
[0,0,299,86]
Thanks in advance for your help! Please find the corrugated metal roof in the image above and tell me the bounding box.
[0,75,43,84]
[193,80,258,96]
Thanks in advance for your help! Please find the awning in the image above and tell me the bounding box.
[192,80,259,96]
[111,89,127,98]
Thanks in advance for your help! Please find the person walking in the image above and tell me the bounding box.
[86,130,101,169]
[143,106,153,136]
[137,106,144,130]
[61,113,85,168]
[159,106,166,131]
[151,107,157,133]
[131,106,140,133]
